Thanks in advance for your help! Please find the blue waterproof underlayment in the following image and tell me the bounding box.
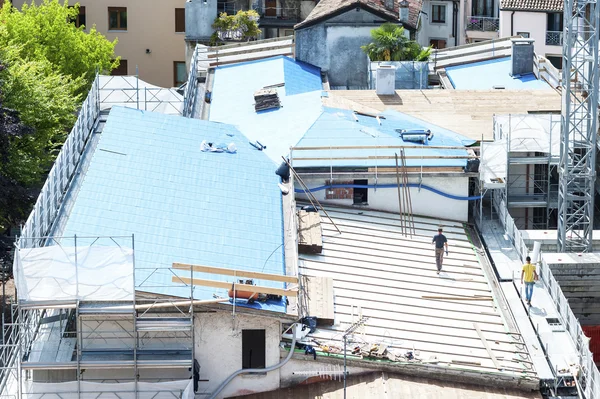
[60,106,286,313]
[209,56,323,164]
[445,57,552,90]
[293,107,476,168]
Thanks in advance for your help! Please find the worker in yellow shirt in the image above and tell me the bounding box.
[521,256,538,306]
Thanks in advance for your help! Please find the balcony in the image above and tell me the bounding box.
[466,16,499,32]
[546,31,563,46]
[253,5,300,26]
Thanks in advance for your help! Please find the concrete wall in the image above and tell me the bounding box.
[195,312,281,398]
[499,10,562,59]
[11,0,188,88]
[186,0,218,41]
[297,175,470,222]
[295,9,396,88]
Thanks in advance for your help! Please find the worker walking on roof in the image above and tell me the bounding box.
[432,228,448,274]
[521,256,538,306]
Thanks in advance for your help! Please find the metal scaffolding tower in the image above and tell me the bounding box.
[558,0,600,252]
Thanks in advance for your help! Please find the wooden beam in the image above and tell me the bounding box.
[291,145,471,151]
[208,42,294,59]
[421,296,493,301]
[293,155,478,161]
[474,322,501,370]
[172,276,298,297]
[207,35,293,51]
[172,263,298,284]
[209,52,293,67]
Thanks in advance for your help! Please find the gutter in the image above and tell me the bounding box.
[453,1,459,46]
[510,11,515,35]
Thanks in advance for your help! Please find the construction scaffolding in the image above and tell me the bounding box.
[2,235,196,399]
[479,114,561,229]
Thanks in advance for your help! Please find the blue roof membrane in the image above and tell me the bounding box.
[59,106,286,313]
[445,57,552,90]
[209,56,323,164]
[293,108,476,169]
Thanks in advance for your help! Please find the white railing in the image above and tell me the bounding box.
[182,47,199,118]
[466,16,499,32]
[487,196,600,397]
[18,75,100,249]
[546,31,563,46]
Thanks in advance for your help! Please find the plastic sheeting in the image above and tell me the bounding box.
[15,246,134,302]
[494,114,560,155]
[24,380,193,399]
[480,140,508,189]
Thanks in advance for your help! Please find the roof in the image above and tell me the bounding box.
[208,56,323,164]
[500,0,562,11]
[294,205,539,385]
[445,57,553,90]
[292,107,475,169]
[232,372,542,399]
[323,89,561,141]
[55,106,287,312]
[294,0,421,30]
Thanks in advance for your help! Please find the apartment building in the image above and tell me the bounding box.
[10,0,188,88]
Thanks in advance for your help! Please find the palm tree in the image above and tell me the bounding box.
[361,23,431,61]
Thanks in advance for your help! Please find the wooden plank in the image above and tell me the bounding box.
[208,41,293,59]
[291,145,471,151]
[305,276,334,323]
[172,263,298,284]
[172,276,298,297]
[209,52,293,67]
[206,35,293,51]
[421,296,493,301]
[474,322,501,370]
[293,155,477,161]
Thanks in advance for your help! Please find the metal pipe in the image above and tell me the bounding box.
[208,324,297,399]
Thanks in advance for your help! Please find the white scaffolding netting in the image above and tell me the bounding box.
[24,380,194,399]
[15,246,134,302]
[480,140,508,189]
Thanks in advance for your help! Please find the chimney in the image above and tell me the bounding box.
[510,38,535,76]
[384,0,394,11]
[376,65,396,95]
[399,0,409,24]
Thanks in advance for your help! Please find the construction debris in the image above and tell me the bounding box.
[298,209,323,254]
[254,88,281,112]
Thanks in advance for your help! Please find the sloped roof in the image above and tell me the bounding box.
[294,0,421,30]
[500,0,562,11]
[56,106,287,312]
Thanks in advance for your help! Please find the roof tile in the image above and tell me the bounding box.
[500,0,562,11]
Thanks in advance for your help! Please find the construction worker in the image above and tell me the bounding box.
[432,228,448,274]
[521,256,538,306]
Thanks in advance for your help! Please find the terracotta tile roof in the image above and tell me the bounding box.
[295,0,421,30]
[500,0,563,11]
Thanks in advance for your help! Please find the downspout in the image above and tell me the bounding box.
[510,11,515,35]
[208,324,298,399]
[453,1,459,46]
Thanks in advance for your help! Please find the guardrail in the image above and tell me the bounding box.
[466,16,499,32]
[18,75,100,249]
[546,31,563,46]
[182,47,199,118]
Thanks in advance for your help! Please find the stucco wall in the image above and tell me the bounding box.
[186,0,218,40]
[297,175,470,222]
[11,0,187,87]
[195,312,281,398]
[295,9,394,88]
[419,0,455,47]
[499,10,562,58]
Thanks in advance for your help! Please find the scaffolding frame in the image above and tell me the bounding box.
[3,235,195,399]
[558,0,600,252]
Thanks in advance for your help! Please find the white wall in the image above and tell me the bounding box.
[418,0,466,48]
[297,175,470,222]
[195,312,281,398]
[499,10,562,58]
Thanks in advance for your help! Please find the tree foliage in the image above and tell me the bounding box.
[211,10,261,45]
[361,23,432,62]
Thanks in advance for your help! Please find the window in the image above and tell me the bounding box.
[283,29,294,37]
[353,179,368,205]
[517,31,530,38]
[111,59,128,76]
[175,8,185,33]
[69,6,86,28]
[108,7,127,30]
[242,330,265,369]
[431,4,446,23]
[546,55,563,69]
[429,39,446,49]
[547,12,563,32]
[174,61,187,87]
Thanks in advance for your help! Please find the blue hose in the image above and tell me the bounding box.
[294,184,482,201]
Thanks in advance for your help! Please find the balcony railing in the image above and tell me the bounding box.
[546,30,563,46]
[466,16,499,32]
[253,5,300,21]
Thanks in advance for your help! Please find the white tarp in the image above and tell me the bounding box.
[480,140,508,189]
[494,114,560,155]
[15,246,134,302]
[25,380,193,399]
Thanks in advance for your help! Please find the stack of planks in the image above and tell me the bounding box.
[298,210,323,254]
[254,88,281,112]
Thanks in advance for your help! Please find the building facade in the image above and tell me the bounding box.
[10,0,188,88]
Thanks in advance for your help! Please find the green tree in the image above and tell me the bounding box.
[0,0,118,93]
[361,23,431,62]
[211,10,261,45]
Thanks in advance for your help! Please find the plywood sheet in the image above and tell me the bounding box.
[304,275,334,324]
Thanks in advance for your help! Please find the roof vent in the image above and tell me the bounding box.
[397,129,433,144]
[376,66,396,95]
[510,38,535,77]
[493,85,506,90]
[254,88,281,112]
